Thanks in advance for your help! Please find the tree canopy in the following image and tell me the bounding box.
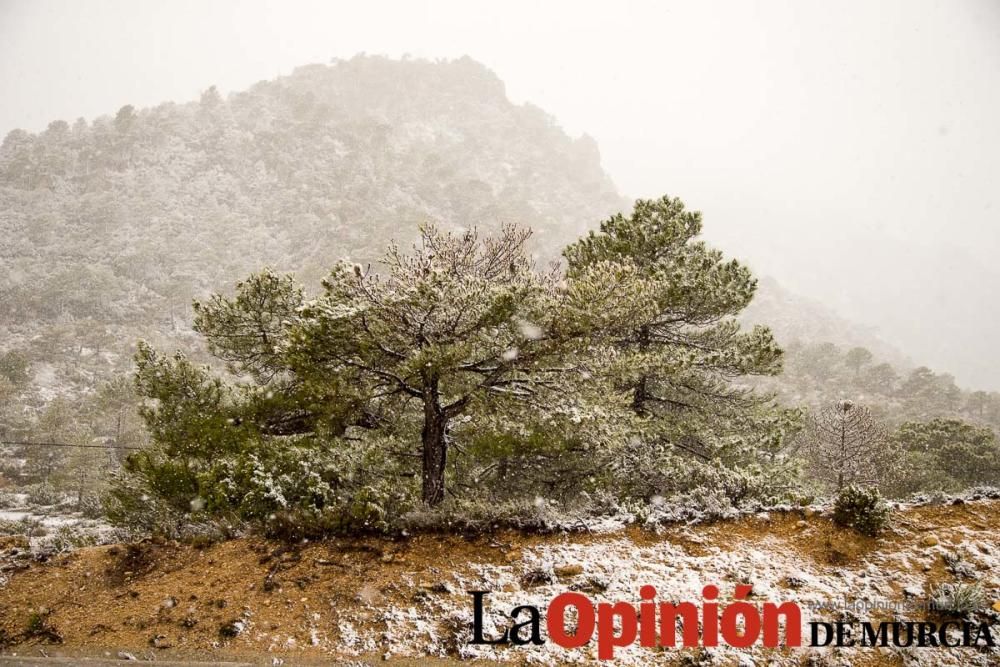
[118,198,798,530]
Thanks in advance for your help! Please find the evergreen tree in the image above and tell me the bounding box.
[802,400,894,491]
[285,224,590,505]
[845,346,873,376]
[892,418,1000,492]
[563,196,795,499]
[121,201,801,526]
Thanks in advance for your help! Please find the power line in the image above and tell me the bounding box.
[0,440,142,451]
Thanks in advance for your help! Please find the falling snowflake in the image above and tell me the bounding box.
[516,318,543,340]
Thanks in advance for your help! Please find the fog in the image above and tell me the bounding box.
[2,0,999,388]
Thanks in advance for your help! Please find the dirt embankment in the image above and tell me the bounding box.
[1,500,999,666]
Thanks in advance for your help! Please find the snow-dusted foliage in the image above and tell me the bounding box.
[800,400,895,490]
[110,199,799,535]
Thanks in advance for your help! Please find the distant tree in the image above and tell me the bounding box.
[0,350,30,387]
[845,347,873,376]
[114,105,136,133]
[0,377,20,440]
[20,399,89,483]
[200,86,222,108]
[893,418,1000,491]
[965,390,990,419]
[900,367,962,416]
[802,400,893,491]
[795,342,841,381]
[862,362,899,395]
[46,120,69,135]
[94,375,146,452]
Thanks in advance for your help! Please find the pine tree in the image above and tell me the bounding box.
[124,201,799,521]
[563,196,792,486]
[803,400,893,491]
[286,224,580,505]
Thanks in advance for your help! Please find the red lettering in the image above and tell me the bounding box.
[597,601,638,659]
[546,592,595,649]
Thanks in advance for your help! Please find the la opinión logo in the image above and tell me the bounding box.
[469,585,997,659]
[471,584,798,659]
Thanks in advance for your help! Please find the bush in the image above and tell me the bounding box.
[833,485,891,536]
[106,436,417,538]
[931,582,986,616]
[25,483,63,507]
[77,493,105,519]
[0,516,44,538]
[33,524,100,558]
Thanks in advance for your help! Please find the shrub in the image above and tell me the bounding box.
[832,485,891,536]
[0,516,44,538]
[107,433,418,538]
[23,609,62,643]
[77,493,105,519]
[102,471,188,538]
[33,524,100,558]
[931,582,986,616]
[25,483,63,507]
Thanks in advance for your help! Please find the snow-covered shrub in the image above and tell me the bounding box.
[103,470,188,538]
[0,518,24,536]
[77,493,105,519]
[25,483,63,507]
[607,440,796,518]
[107,432,418,537]
[931,582,986,616]
[0,516,44,538]
[965,485,1000,499]
[832,485,891,536]
[0,492,17,509]
[402,496,577,533]
[33,524,100,557]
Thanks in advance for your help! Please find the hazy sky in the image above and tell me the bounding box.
[2,0,999,387]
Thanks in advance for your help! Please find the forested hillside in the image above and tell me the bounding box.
[745,278,1000,431]
[0,55,622,427]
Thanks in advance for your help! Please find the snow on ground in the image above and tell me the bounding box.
[359,501,1000,666]
[0,501,116,554]
[2,495,998,665]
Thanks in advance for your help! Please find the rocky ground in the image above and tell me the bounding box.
[1,499,999,666]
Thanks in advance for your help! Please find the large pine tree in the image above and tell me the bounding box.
[121,198,797,525]
[564,196,795,496]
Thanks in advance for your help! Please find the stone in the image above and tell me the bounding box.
[921,535,939,547]
[554,564,584,578]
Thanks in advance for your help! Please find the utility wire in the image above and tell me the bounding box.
[0,440,142,451]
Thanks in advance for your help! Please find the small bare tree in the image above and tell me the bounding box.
[803,400,892,490]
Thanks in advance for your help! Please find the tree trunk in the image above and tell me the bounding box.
[631,326,651,416]
[838,416,847,490]
[421,375,447,506]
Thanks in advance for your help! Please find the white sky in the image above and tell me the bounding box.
[2,0,999,387]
